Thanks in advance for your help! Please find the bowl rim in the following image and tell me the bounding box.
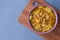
[28,4,58,34]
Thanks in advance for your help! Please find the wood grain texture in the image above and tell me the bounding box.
[18,0,60,40]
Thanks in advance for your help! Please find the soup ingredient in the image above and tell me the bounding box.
[29,6,56,32]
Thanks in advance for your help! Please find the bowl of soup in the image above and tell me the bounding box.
[28,4,58,34]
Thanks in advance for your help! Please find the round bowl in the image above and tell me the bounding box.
[28,4,58,34]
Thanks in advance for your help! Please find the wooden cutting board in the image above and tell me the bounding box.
[18,0,60,40]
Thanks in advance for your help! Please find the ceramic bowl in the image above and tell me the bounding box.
[28,4,58,34]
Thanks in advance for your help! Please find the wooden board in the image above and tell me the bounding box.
[18,0,60,40]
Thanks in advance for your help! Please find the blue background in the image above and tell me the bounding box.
[0,0,60,40]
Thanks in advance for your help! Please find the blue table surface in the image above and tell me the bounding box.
[0,0,60,40]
